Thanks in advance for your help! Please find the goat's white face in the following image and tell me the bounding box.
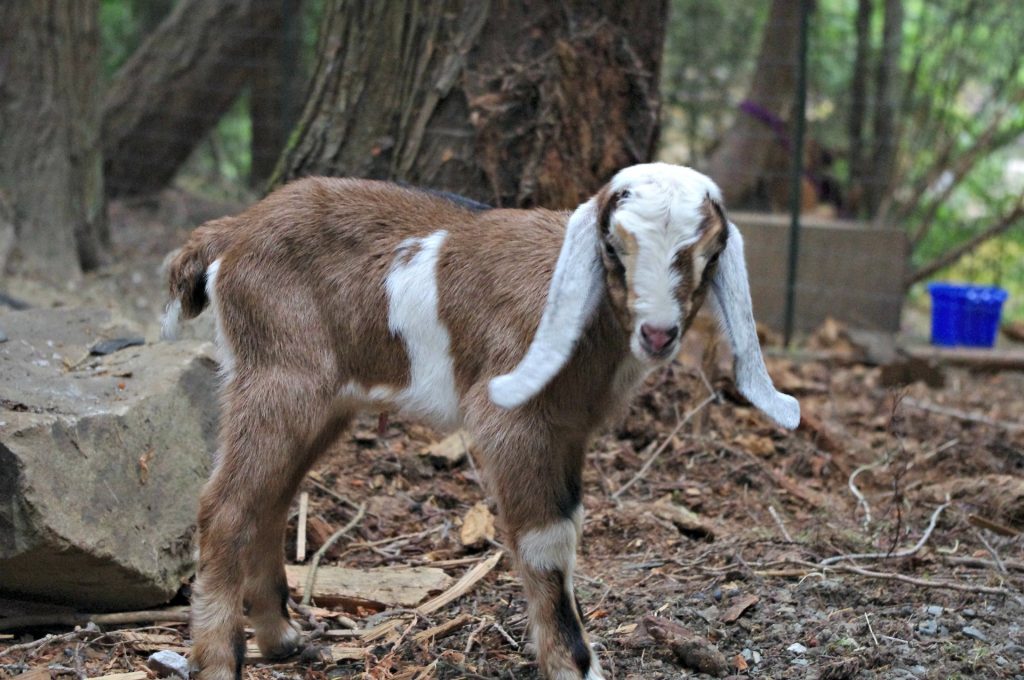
[489,162,800,431]
[599,164,727,364]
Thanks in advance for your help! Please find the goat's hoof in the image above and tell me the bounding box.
[298,644,332,664]
[258,623,303,660]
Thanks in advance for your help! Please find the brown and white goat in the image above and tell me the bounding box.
[163,163,799,680]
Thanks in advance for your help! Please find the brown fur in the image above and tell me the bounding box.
[168,177,724,680]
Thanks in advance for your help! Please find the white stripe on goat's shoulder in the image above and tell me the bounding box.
[384,230,460,428]
[205,258,236,379]
[518,516,578,572]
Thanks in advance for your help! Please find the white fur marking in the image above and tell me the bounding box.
[608,163,724,361]
[384,231,460,427]
[489,199,604,409]
[711,222,800,429]
[160,299,182,340]
[205,259,236,379]
[518,517,578,572]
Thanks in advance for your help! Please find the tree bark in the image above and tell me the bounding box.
[847,0,873,216]
[706,0,802,207]
[0,0,107,278]
[103,0,282,197]
[277,0,667,209]
[249,0,304,187]
[866,0,903,217]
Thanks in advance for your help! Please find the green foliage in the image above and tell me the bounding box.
[99,0,174,78]
[660,0,1024,320]
[660,0,767,165]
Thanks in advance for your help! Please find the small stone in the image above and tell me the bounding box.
[0,329,7,343]
[818,628,833,642]
[792,658,810,666]
[962,626,988,642]
[712,586,723,602]
[962,608,976,618]
[788,642,808,654]
[90,336,145,355]
[147,650,190,679]
[909,665,928,677]
[917,620,938,636]
[926,605,944,617]
[752,650,762,664]
[742,648,753,661]
[1003,643,1024,659]
[997,656,1009,667]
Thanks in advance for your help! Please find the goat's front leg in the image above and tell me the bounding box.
[489,439,603,680]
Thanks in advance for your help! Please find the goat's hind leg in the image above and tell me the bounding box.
[191,379,347,680]
[241,410,352,660]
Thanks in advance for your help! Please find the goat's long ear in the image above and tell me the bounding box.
[710,220,801,429]
[489,198,603,409]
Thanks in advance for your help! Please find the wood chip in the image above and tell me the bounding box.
[624,495,716,540]
[720,593,759,623]
[411,613,474,643]
[641,615,729,677]
[286,564,453,612]
[296,491,309,562]
[360,551,503,643]
[459,502,495,548]
[118,630,187,653]
[330,645,368,661]
[421,430,472,468]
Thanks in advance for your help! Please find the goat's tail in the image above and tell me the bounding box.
[161,218,234,340]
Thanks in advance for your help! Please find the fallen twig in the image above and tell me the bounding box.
[0,609,189,633]
[820,501,950,566]
[359,551,503,644]
[902,398,1024,432]
[302,503,367,606]
[767,505,794,543]
[973,529,1008,575]
[788,558,1018,598]
[613,393,717,499]
[463,617,491,653]
[848,457,887,530]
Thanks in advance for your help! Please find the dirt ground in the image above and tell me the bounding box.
[2,194,1023,680]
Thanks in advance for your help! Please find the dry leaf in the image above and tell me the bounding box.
[460,501,495,548]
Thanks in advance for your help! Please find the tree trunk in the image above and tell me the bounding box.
[0,0,107,278]
[847,0,873,217]
[277,0,667,209]
[866,0,903,217]
[706,0,802,208]
[103,0,282,197]
[249,0,304,187]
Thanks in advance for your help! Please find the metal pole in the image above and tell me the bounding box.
[783,0,811,346]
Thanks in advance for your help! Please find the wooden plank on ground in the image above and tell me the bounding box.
[285,564,453,611]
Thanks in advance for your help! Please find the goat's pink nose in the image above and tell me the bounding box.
[640,323,679,353]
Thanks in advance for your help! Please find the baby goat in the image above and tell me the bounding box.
[164,163,799,680]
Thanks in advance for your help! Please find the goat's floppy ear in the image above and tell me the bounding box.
[489,198,604,409]
[710,219,801,429]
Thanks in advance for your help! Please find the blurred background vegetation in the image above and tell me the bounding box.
[3,0,1021,323]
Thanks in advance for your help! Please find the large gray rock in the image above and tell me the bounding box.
[0,307,218,609]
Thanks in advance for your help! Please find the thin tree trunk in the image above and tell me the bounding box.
[103,0,282,197]
[0,0,107,278]
[866,0,903,217]
[706,0,802,207]
[249,0,304,187]
[277,0,667,209]
[847,0,873,217]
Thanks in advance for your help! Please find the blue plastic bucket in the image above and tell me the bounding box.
[927,282,1008,348]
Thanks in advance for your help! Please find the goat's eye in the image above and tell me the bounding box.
[605,242,621,263]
